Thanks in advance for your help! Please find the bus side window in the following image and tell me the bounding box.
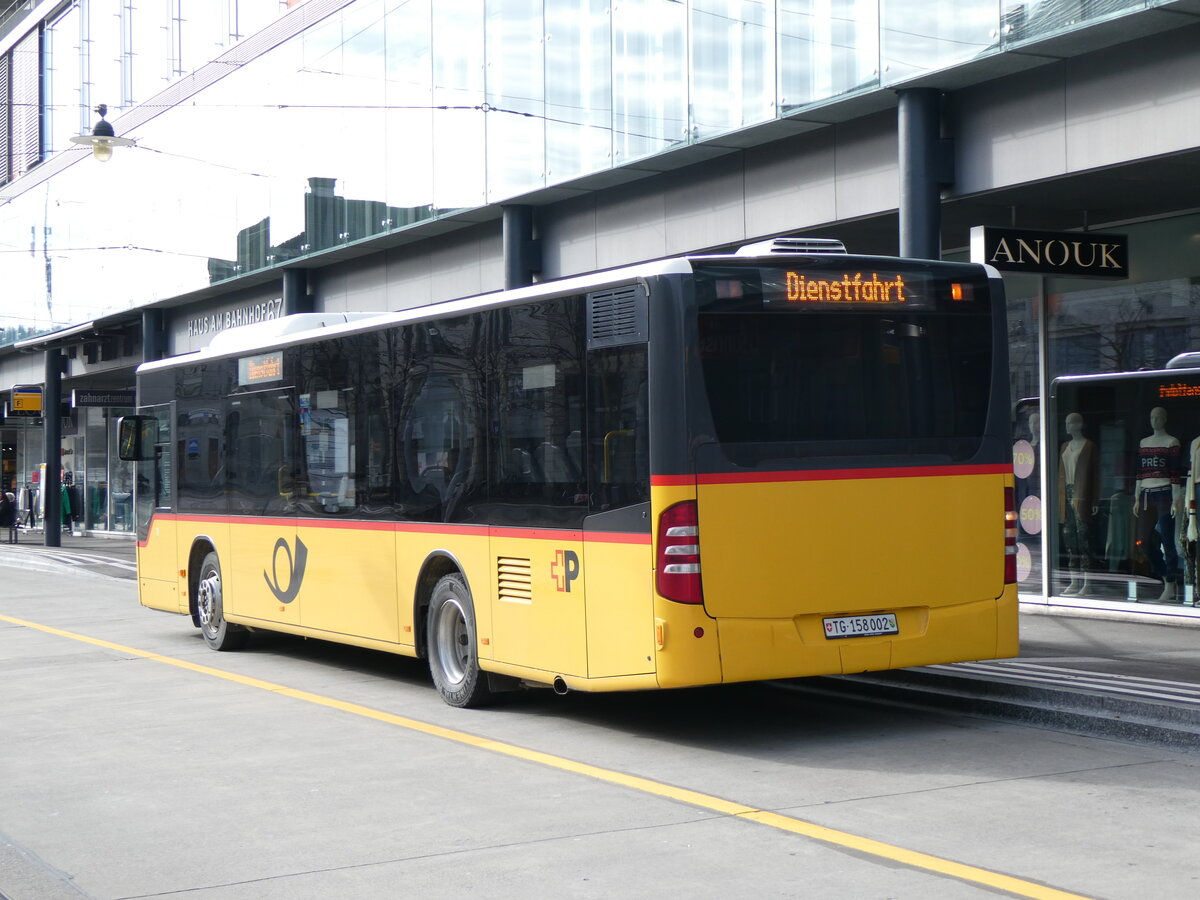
[492,300,586,516]
[225,390,297,516]
[587,346,649,511]
[299,390,354,514]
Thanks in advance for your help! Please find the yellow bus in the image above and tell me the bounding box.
[120,239,1018,707]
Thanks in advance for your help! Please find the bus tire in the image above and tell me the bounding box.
[426,573,491,708]
[197,551,248,651]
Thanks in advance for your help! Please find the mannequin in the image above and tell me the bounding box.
[1057,413,1098,595]
[1132,407,1184,602]
[1184,434,1200,605]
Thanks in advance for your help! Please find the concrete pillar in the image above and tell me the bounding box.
[43,347,62,548]
[283,268,314,316]
[897,88,953,260]
[502,205,541,290]
[142,308,166,363]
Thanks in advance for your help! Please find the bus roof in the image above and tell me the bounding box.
[137,255,696,375]
[137,248,999,375]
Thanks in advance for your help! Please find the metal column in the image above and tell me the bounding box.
[897,88,953,260]
[502,205,541,290]
[283,268,314,316]
[142,308,166,364]
[42,347,62,548]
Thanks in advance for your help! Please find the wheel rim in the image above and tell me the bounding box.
[433,596,471,687]
[198,567,223,635]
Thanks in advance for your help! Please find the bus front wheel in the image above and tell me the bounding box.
[426,573,491,708]
[197,551,248,651]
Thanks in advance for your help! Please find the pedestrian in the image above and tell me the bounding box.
[21,484,35,530]
[0,491,16,544]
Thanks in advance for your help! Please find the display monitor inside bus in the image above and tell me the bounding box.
[692,260,994,469]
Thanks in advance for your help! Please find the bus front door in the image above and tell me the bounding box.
[130,403,180,613]
[223,389,300,628]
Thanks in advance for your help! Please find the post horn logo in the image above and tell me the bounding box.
[264,536,308,604]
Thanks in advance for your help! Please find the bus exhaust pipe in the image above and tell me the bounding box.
[552,676,569,696]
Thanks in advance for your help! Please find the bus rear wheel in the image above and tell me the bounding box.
[427,573,491,708]
[197,551,248,651]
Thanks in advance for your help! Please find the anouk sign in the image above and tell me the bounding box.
[970,226,1128,278]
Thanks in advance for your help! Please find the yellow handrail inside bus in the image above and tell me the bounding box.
[603,429,633,482]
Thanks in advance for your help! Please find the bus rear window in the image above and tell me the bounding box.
[694,264,993,467]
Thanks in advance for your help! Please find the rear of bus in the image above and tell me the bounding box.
[648,248,1017,686]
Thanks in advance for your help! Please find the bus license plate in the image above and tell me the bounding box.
[823,613,899,640]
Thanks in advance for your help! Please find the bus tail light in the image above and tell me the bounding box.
[656,501,703,604]
[1004,486,1018,584]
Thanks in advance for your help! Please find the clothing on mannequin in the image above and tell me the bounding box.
[1133,406,1184,602]
[1187,434,1200,544]
[1106,491,1132,571]
[1057,413,1098,595]
[1182,434,1200,606]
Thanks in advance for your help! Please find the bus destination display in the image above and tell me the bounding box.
[783,271,909,305]
[752,268,971,311]
[238,352,284,385]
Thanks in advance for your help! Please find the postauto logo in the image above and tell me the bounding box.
[553,549,580,592]
[264,536,308,603]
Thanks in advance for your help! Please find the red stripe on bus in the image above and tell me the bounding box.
[584,531,652,545]
[650,474,697,486]
[299,518,399,531]
[652,463,1010,487]
[491,527,584,542]
[139,514,647,546]
[392,522,489,537]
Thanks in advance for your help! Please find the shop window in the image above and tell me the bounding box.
[1051,331,1102,378]
[1046,213,1200,608]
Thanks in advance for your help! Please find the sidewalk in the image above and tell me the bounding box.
[810,606,1200,750]
[1018,605,1200,686]
[5,527,135,552]
[0,528,136,578]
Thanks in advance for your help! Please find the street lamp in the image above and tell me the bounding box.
[70,104,135,162]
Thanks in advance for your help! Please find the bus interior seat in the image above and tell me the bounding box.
[535,442,577,482]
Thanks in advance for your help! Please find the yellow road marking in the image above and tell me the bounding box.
[1,613,1091,900]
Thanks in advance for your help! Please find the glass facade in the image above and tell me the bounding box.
[2,406,135,534]
[1001,212,1200,610]
[0,0,1165,347]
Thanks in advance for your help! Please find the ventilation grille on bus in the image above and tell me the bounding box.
[735,237,847,256]
[588,285,648,349]
[497,557,533,605]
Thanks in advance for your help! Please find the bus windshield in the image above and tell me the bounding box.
[692,259,994,469]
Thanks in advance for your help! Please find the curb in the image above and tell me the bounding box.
[774,665,1200,751]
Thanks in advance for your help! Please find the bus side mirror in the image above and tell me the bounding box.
[117,416,156,461]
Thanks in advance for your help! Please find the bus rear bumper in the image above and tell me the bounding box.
[715,589,1019,683]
